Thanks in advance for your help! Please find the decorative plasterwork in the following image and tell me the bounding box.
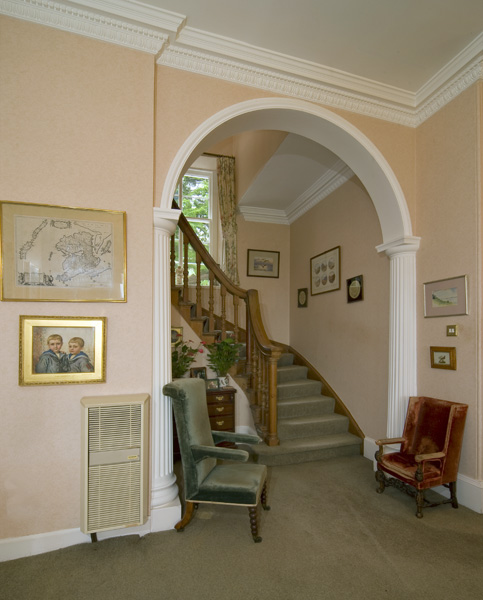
[239,161,354,225]
[0,0,172,54]
[2,0,482,125]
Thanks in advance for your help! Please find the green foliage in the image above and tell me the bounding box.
[182,176,209,219]
[205,338,243,377]
[171,336,204,379]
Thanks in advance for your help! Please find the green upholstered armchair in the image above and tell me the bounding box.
[375,396,468,518]
[163,378,270,542]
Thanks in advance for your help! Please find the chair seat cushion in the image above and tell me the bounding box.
[380,452,442,487]
[190,463,267,506]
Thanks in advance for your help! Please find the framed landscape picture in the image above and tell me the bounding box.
[247,249,280,278]
[0,201,126,302]
[310,246,340,295]
[423,275,468,317]
[19,315,107,385]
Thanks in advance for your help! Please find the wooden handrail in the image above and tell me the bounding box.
[173,208,282,446]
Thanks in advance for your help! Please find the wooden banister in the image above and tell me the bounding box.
[172,208,283,446]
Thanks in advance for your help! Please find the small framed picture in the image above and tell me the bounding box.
[424,275,468,318]
[190,366,207,379]
[297,288,308,308]
[347,275,363,303]
[310,246,340,295]
[19,315,106,385]
[206,378,219,390]
[171,327,183,346]
[430,346,456,370]
[247,249,280,278]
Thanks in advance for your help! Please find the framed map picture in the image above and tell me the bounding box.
[0,201,126,302]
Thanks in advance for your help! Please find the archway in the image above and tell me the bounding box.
[151,97,420,531]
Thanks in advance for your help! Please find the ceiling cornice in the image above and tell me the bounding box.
[2,0,482,126]
[239,162,354,225]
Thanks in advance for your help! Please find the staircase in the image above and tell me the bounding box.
[249,352,362,466]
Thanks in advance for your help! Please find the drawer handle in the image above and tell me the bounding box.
[216,420,224,426]
[215,395,224,402]
[216,407,225,413]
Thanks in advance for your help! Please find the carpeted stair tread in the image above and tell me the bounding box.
[277,365,309,382]
[251,433,362,466]
[277,379,322,399]
[278,395,335,417]
[278,413,349,439]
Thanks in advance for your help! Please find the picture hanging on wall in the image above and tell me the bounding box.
[19,315,107,386]
[0,201,126,302]
[247,249,280,278]
[423,275,468,318]
[430,346,456,370]
[347,275,363,303]
[310,246,340,295]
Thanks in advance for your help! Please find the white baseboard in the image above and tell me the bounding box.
[0,500,180,563]
[364,437,483,514]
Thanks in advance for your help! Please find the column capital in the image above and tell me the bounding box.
[153,207,181,236]
[376,236,421,258]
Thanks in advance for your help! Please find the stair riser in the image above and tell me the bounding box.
[277,382,322,399]
[278,397,335,418]
[254,442,361,467]
[278,417,349,440]
[277,366,308,383]
[278,353,294,367]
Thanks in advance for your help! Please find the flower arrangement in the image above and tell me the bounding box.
[171,336,204,378]
[205,337,243,377]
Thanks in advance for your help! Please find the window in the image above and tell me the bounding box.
[174,160,220,285]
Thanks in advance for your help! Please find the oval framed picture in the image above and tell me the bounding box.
[347,275,363,303]
[297,288,308,308]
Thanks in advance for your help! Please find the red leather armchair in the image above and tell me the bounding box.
[375,396,468,518]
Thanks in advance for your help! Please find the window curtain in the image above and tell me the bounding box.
[217,156,239,285]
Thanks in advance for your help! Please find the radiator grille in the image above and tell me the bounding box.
[88,404,142,452]
[87,462,141,531]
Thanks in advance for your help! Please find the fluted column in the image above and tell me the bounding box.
[151,206,181,531]
[377,236,420,438]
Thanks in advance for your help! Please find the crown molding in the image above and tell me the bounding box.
[158,45,417,127]
[238,162,354,225]
[238,206,289,225]
[176,27,414,107]
[2,0,482,126]
[286,163,354,224]
[0,0,172,54]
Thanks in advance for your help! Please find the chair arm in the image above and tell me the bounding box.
[415,451,445,463]
[212,431,262,445]
[375,437,405,447]
[191,444,249,463]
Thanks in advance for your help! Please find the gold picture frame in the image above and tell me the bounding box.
[430,346,456,370]
[0,201,126,302]
[19,316,107,385]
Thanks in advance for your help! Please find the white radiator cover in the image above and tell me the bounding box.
[80,393,150,534]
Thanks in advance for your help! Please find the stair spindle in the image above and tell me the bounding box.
[195,252,202,318]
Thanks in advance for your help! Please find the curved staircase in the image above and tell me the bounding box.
[249,352,362,466]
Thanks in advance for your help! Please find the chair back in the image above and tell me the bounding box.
[401,396,467,482]
[163,378,217,499]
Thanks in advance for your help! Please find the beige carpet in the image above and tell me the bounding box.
[2,455,483,600]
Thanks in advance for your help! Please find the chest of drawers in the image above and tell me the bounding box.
[206,386,236,433]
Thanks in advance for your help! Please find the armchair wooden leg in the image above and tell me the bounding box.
[175,501,196,532]
[416,490,425,518]
[261,482,270,511]
[375,468,386,494]
[248,506,262,543]
[449,481,459,509]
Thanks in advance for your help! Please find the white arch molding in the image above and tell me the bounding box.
[151,98,420,530]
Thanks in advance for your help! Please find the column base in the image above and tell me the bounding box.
[150,497,181,532]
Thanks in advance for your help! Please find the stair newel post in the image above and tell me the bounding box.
[208,270,215,332]
[233,294,239,342]
[250,347,260,422]
[266,351,281,446]
[170,234,176,289]
[220,284,227,340]
[245,302,253,382]
[182,235,190,303]
[195,252,202,318]
[259,352,268,436]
